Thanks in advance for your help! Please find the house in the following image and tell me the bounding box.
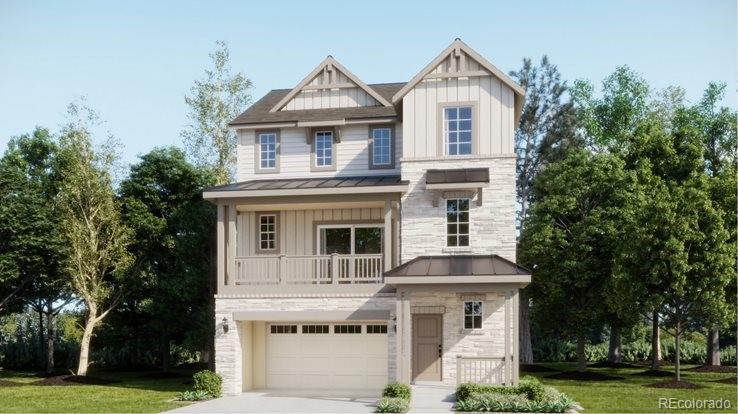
[202,39,530,395]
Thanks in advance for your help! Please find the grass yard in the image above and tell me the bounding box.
[527,362,737,413]
[0,368,192,413]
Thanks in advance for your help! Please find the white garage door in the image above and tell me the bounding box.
[266,322,388,389]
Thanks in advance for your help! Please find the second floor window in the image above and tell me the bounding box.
[314,131,333,167]
[370,126,392,168]
[259,214,277,251]
[259,132,277,169]
[446,198,470,247]
[444,106,473,155]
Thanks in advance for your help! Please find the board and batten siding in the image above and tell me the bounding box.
[236,124,402,182]
[282,70,379,110]
[401,74,515,158]
[236,207,385,257]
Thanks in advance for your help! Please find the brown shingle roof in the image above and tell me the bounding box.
[229,82,405,126]
[384,255,531,277]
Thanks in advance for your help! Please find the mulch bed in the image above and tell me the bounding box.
[546,371,623,381]
[32,375,118,386]
[687,365,737,373]
[521,364,558,373]
[644,379,701,389]
[0,379,24,387]
[588,361,640,369]
[137,371,191,380]
[634,369,675,377]
[713,376,737,384]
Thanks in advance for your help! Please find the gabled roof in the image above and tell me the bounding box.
[228,83,404,126]
[269,56,393,113]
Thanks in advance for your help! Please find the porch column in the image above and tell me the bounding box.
[384,199,392,271]
[216,204,226,291]
[512,289,520,385]
[504,291,512,385]
[227,203,237,285]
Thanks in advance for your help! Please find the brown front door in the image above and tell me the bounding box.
[412,314,442,381]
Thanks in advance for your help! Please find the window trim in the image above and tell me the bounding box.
[314,222,384,255]
[254,129,280,174]
[368,124,395,170]
[437,102,478,157]
[446,198,470,247]
[463,300,483,330]
[255,211,280,254]
[310,127,337,172]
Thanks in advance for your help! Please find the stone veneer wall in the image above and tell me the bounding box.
[408,290,511,385]
[214,293,397,395]
[399,156,516,263]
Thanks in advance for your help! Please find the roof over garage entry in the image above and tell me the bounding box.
[384,255,531,285]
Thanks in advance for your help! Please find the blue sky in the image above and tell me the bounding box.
[1,0,735,165]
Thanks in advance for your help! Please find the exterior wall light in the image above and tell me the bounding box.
[222,317,229,334]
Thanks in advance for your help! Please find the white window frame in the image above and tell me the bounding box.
[314,131,333,167]
[369,125,394,169]
[259,133,277,170]
[316,223,384,255]
[463,301,483,330]
[446,198,470,247]
[258,213,278,252]
[443,106,473,156]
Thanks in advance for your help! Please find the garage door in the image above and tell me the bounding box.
[266,322,388,389]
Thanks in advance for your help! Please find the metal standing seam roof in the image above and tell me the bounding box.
[229,82,406,126]
[384,255,531,277]
[425,168,490,185]
[203,175,407,194]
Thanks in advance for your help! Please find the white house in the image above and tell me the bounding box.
[202,39,530,395]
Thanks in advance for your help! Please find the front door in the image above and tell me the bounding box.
[412,314,443,381]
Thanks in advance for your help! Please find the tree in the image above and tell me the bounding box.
[56,104,133,376]
[182,40,253,185]
[119,147,215,371]
[509,56,580,363]
[521,150,636,372]
[0,128,72,372]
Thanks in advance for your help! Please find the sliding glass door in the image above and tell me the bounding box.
[318,224,383,255]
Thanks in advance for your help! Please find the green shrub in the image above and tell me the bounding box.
[177,390,210,401]
[382,382,411,400]
[721,345,736,365]
[456,389,576,413]
[517,376,546,402]
[456,383,513,401]
[193,370,222,398]
[376,397,410,413]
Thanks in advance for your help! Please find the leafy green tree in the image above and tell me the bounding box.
[119,147,215,370]
[0,128,72,372]
[521,150,636,372]
[182,40,253,185]
[56,104,133,376]
[509,56,580,363]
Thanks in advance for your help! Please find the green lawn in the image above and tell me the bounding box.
[528,363,737,413]
[0,368,192,413]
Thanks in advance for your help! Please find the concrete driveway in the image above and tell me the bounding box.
[168,389,380,413]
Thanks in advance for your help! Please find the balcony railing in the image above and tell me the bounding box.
[234,254,383,285]
[456,356,508,386]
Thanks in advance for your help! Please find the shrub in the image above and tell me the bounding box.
[382,382,411,400]
[517,376,546,402]
[721,345,736,365]
[456,382,513,401]
[177,390,210,401]
[376,397,410,413]
[193,370,222,398]
[456,389,576,413]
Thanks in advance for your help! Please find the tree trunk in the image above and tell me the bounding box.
[77,305,98,376]
[607,326,622,364]
[675,320,681,382]
[519,289,533,363]
[576,333,587,372]
[650,311,661,370]
[37,309,45,367]
[706,327,720,366]
[46,311,55,374]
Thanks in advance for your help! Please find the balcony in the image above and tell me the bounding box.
[235,254,383,285]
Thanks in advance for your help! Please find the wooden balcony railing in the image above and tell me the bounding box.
[234,254,383,285]
[456,356,507,386]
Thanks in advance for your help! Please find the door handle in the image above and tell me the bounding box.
[438,344,442,357]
